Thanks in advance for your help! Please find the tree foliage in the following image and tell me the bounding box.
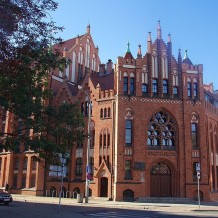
[0,0,83,166]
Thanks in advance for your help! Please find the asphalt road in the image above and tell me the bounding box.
[0,201,218,218]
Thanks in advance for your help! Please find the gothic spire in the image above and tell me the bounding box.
[157,20,162,39]
[147,32,152,53]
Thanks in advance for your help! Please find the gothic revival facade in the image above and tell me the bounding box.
[1,22,218,201]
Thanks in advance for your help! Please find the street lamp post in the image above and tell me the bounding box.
[58,154,66,213]
[78,85,91,203]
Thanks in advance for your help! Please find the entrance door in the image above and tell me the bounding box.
[150,162,171,197]
[100,177,108,197]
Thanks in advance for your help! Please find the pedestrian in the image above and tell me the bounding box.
[5,182,9,192]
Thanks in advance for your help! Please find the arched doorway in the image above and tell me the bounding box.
[150,162,171,197]
[123,189,134,202]
[100,177,108,197]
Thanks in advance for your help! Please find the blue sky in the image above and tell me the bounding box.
[50,0,218,90]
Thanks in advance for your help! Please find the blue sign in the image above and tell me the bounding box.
[86,165,91,173]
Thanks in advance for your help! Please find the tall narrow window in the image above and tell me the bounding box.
[22,174,26,188]
[124,160,132,180]
[14,157,19,170]
[173,87,178,95]
[104,108,107,118]
[152,79,158,95]
[108,108,111,117]
[123,77,128,95]
[90,157,94,175]
[13,174,18,188]
[125,120,132,146]
[107,134,110,147]
[91,129,95,148]
[81,103,84,115]
[142,84,148,95]
[188,82,192,98]
[130,77,135,95]
[31,157,37,170]
[192,123,198,148]
[85,101,89,116]
[23,157,28,170]
[163,80,168,95]
[30,174,36,188]
[75,158,82,176]
[99,134,102,147]
[193,82,198,98]
[103,133,106,147]
[100,108,103,118]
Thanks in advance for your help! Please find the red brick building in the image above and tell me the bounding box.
[1,22,218,201]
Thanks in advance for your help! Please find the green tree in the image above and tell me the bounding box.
[25,103,84,194]
[0,0,69,145]
[0,0,85,188]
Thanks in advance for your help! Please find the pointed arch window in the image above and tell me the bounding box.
[147,111,176,149]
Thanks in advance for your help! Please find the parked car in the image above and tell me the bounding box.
[0,192,13,205]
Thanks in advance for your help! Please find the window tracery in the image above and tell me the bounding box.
[147,111,176,149]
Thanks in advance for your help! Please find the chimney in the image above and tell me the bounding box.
[106,59,113,74]
[76,35,80,44]
[99,64,106,75]
[63,47,67,57]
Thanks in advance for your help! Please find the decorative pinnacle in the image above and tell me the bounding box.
[127,42,131,52]
[157,20,162,39]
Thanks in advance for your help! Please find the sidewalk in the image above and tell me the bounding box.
[12,194,218,213]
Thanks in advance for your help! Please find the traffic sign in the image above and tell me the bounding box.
[196,163,200,171]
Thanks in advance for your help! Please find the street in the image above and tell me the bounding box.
[0,200,217,218]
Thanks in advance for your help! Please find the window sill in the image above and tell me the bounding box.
[124,177,133,180]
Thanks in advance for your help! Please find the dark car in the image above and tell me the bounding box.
[0,192,13,205]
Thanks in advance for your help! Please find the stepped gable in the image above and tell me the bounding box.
[53,34,84,54]
[90,71,114,91]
